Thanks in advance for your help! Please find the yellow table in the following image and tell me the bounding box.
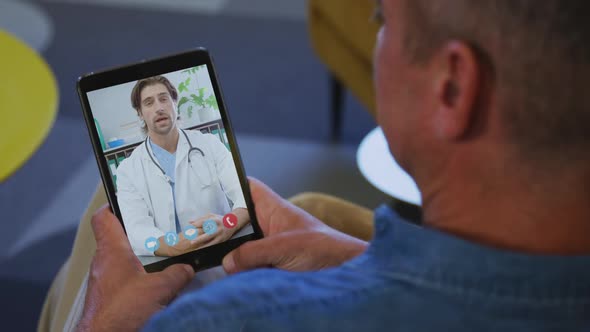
[0,30,58,181]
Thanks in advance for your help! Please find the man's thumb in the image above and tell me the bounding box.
[223,237,282,274]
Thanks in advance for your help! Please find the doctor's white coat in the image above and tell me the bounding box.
[115,129,246,256]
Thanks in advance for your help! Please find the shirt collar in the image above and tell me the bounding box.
[363,205,590,300]
[176,128,191,162]
[142,128,185,160]
[149,138,174,157]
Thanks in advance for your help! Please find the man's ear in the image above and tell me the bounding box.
[432,41,481,140]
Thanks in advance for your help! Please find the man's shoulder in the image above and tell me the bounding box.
[143,266,389,331]
[177,268,311,308]
[143,269,309,330]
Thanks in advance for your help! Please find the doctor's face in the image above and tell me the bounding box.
[139,83,178,137]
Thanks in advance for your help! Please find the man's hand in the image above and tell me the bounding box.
[222,178,368,274]
[77,206,195,332]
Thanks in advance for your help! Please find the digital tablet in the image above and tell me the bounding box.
[77,48,263,272]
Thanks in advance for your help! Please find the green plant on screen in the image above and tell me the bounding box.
[177,66,219,120]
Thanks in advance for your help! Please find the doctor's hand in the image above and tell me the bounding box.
[77,206,195,332]
[189,214,236,248]
[222,178,368,274]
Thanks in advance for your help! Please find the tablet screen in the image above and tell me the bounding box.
[85,66,254,266]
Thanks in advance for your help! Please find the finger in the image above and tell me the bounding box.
[248,177,283,206]
[149,264,195,305]
[222,236,287,274]
[187,226,204,237]
[190,233,215,248]
[192,217,222,233]
[190,217,208,228]
[247,177,285,233]
[91,205,131,252]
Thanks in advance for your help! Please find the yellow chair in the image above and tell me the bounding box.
[308,0,380,140]
[0,30,58,182]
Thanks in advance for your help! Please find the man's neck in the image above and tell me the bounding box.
[419,153,590,255]
[149,128,179,154]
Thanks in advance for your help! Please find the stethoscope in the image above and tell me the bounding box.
[145,129,213,186]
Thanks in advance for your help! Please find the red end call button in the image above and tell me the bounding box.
[223,213,238,228]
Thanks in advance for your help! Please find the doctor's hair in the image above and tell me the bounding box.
[402,0,590,162]
[130,75,179,133]
[131,75,178,111]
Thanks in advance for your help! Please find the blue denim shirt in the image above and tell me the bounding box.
[143,205,590,331]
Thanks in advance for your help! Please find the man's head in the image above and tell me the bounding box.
[130,75,179,137]
[375,0,590,181]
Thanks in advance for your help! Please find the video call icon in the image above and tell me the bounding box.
[203,219,218,235]
[184,225,199,240]
[165,232,179,246]
[144,236,160,253]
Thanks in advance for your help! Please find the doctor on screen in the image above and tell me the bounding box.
[116,75,250,257]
